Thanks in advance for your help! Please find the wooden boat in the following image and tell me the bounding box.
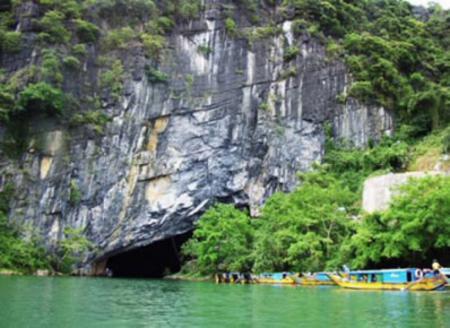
[215,272,255,284]
[294,272,336,286]
[441,268,450,289]
[328,268,447,291]
[254,272,296,285]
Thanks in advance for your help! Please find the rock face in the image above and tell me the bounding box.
[362,171,445,213]
[0,1,393,268]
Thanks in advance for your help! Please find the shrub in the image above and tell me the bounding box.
[283,46,299,62]
[145,66,169,84]
[225,18,237,35]
[72,43,87,57]
[177,0,201,20]
[75,19,100,43]
[197,44,212,56]
[99,60,124,102]
[102,27,135,50]
[141,33,166,59]
[69,179,81,205]
[70,110,111,134]
[41,49,63,85]
[17,82,65,116]
[0,31,22,53]
[63,56,81,69]
[38,10,71,44]
[56,227,92,273]
[182,204,254,274]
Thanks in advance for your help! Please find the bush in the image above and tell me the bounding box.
[38,10,71,44]
[340,176,450,268]
[69,179,81,205]
[75,19,100,43]
[55,227,92,273]
[17,82,65,116]
[182,204,254,274]
[141,33,166,59]
[102,27,135,50]
[41,49,63,85]
[63,56,81,69]
[70,110,111,134]
[283,46,299,62]
[145,66,169,84]
[99,60,124,102]
[0,31,22,53]
[225,18,237,35]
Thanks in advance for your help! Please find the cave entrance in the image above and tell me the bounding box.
[106,231,192,278]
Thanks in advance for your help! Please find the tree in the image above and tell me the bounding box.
[253,170,356,273]
[182,204,254,274]
[339,176,450,269]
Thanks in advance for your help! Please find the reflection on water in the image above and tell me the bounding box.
[0,277,449,328]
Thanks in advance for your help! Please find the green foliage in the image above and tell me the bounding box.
[0,185,50,273]
[71,44,87,57]
[70,110,111,134]
[253,171,356,272]
[339,176,450,269]
[281,0,450,134]
[283,46,299,62]
[0,31,21,53]
[55,228,92,273]
[63,56,81,69]
[141,33,166,60]
[225,18,237,36]
[75,19,100,43]
[145,66,169,84]
[41,49,63,85]
[69,179,82,206]
[17,82,65,116]
[177,0,201,20]
[102,27,136,50]
[38,10,71,44]
[182,204,254,274]
[99,60,124,102]
[197,44,212,56]
[324,132,410,194]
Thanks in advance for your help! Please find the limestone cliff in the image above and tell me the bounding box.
[0,1,393,269]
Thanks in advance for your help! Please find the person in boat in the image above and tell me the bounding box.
[432,259,442,275]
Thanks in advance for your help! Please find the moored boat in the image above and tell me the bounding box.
[328,268,447,291]
[215,272,255,284]
[294,272,336,286]
[441,268,450,289]
[255,272,296,285]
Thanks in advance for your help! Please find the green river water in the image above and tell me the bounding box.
[0,276,449,328]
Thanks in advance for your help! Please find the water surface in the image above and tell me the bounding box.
[0,276,449,327]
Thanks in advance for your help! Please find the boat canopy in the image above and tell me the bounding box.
[313,273,331,281]
[348,268,418,283]
[260,272,294,280]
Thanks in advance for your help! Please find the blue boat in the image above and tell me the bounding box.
[328,268,447,291]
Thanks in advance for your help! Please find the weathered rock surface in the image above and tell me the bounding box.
[0,1,393,268]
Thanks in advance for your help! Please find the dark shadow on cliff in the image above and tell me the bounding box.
[106,232,192,278]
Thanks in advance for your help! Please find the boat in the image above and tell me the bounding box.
[328,268,447,291]
[215,272,255,284]
[294,272,336,286]
[441,268,450,288]
[254,272,297,285]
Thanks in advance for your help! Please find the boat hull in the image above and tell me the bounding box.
[294,277,335,286]
[328,274,446,291]
[256,277,296,285]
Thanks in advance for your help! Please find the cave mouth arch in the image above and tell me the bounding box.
[105,231,192,278]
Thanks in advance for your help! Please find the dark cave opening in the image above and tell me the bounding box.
[106,231,192,278]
